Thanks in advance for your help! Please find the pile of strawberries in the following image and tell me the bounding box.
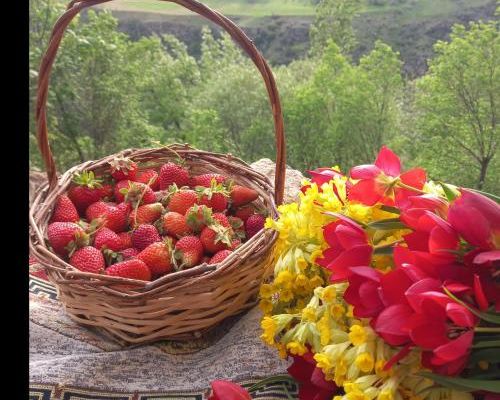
[46,156,266,282]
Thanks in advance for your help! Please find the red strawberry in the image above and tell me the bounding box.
[213,213,230,227]
[47,222,88,257]
[174,236,204,269]
[230,185,259,207]
[197,181,229,212]
[118,232,133,250]
[119,247,139,260]
[233,205,256,222]
[114,181,156,206]
[168,190,198,215]
[209,249,232,264]
[136,169,159,190]
[93,227,122,251]
[245,214,265,239]
[230,238,241,250]
[50,195,79,223]
[137,240,173,277]
[159,162,189,190]
[199,225,232,254]
[131,224,161,251]
[106,259,151,281]
[69,246,105,273]
[185,204,213,233]
[190,173,226,188]
[86,201,130,233]
[161,212,192,238]
[99,184,114,201]
[109,156,137,181]
[68,171,103,214]
[129,203,164,228]
[201,255,211,264]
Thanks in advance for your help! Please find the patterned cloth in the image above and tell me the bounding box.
[29,259,296,400]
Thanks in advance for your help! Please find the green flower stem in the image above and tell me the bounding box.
[474,327,500,333]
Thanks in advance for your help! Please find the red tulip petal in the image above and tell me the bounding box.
[350,164,381,180]
[474,250,500,265]
[384,343,412,370]
[323,222,342,248]
[335,224,368,249]
[211,381,252,400]
[403,231,429,252]
[428,225,459,258]
[327,245,373,282]
[443,280,471,294]
[380,268,414,306]
[400,168,427,190]
[393,245,415,268]
[297,383,319,400]
[310,367,337,392]
[374,304,413,346]
[448,205,491,249]
[410,321,448,349]
[287,355,314,382]
[433,331,474,362]
[405,279,442,312]
[374,146,401,177]
[473,274,489,311]
[348,179,385,206]
[446,302,476,327]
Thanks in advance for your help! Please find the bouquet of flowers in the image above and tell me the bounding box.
[259,146,500,400]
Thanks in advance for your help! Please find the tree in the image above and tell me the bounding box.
[309,0,362,56]
[413,20,499,191]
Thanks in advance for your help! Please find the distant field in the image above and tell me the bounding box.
[98,0,492,17]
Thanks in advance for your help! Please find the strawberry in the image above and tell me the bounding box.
[161,212,192,238]
[69,246,105,273]
[114,181,156,206]
[185,204,213,233]
[209,249,232,264]
[99,184,114,201]
[137,240,173,277]
[50,195,79,223]
[106,259,151,281]
[109,156,137,181]
[212,213,230,227]
[197,181,229,212]
[230,185,259,207]
[245,214,265,239]
[159,162,189,190]
[86,201,130,233]
[154,190,170,203]
[131,224,161,251]
[168,189,198,215]
[201,256,211,264]
[136,169,159,190]
[129,202,164,228]
[199,224,232,254]
[230,238,241,250]
[190,173,226,188]
[47,222,89,257]
[68,171,103,214]
[233,205,256,222]
[93,227,122,252]
[118,232,133,250]
[119,247,139,260]
[173,236,204,269]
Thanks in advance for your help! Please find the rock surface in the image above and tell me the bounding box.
[250,158,304,204]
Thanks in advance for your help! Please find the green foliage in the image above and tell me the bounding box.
[407,20,499,191]
[309,0,362,56]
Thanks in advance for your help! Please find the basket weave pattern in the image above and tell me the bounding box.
[29,0,286,345]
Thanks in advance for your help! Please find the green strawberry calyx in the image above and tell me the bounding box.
[72,171,103,189]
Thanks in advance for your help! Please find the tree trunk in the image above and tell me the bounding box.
[478,158,490,190]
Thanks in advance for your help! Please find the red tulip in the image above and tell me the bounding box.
[344,267,385,318]
[348,146,426,206]
[302,168,349,205]
[316,215,372,282]
[208,380,252,400]
[448,189,500,250]
[287,352,338,400]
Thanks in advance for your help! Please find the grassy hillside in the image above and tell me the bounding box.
[99,0,492,17]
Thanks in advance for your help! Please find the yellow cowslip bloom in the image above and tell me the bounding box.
[330,303,346,320]
[334,357,348,386]
[296,257,308,271]
[294,274,310,295]
[279,288,294,303]
[274,270,294,289]
[375,359,393,379]
[302,306,317,322]
[309,275,324,288]
[314,353,333,372]
[260,317,277,345]
[347,392,369,400]
[320,285,337,303]
[349,325,368,346]
[259,299,274,315]
[259,283,274,299]
[377,389,393,400]
[286,341,307,356]
[355,352,375,373]
[316,313,331,346]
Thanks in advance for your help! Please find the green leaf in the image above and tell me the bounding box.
[468,348,500,365]
[379,205,401,215]
[373,245,395,255]
[419,371,500,393]
[443,287,500,324]
[438,181,460,201]
[472,339,500,349]
[368,218,407,230]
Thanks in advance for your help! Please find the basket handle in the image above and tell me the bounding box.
[35,0,286,205]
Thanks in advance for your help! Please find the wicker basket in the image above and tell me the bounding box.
[29,0,286,346]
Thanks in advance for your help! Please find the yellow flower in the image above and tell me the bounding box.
[377,390,393,400]
[260,317,277,345]
[259,283,274,299]
[349,325,367,346]
[259,299,274,315]
[279,289,294,303]
[320,285,337,303]
[375,359,392,379]
[355,352,375,373]
[296,257,308,271]
[286,341,307,356]
[275,270,294,289]
[309,275,324,288]
[294,274,310,295]
[314,353,333,372]
[302,306,317,322]
[330,303,346,320]
[316,313,331,346]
